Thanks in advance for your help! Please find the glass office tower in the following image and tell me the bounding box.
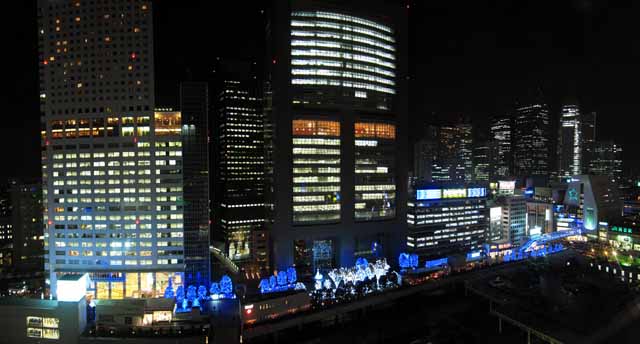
[265,0,408,273]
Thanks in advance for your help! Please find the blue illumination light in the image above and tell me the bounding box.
[425,257,448,269]
[416,189,442,200]
[258,267,300,294]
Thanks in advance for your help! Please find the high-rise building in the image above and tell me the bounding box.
[265,0,408,272]
[10,181,44,272]
[558,103,582,177]
[432,124,472,183]
[490,115,512,177]
[39,0,187,298]
[513,101,551,178]
[214,72,267,276]
[496,195,527,246]
[581,111,596,172]
[587,141,623,185]
[0,188,12,270]
[180,82,211,286]
[407,184,489,260]
[472,141,495,182]
[413,136,437,183]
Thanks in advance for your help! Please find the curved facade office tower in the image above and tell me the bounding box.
[265,0,408,274]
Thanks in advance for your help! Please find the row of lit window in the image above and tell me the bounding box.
[291,49,394,69]
[292,59,395,78]
[292,68,394,86]
[291,40,394,60]
[291,18,394,43]
[293,11,392,33]
[292,30,394,51]
[292,78,395,94]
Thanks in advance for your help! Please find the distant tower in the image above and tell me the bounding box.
[558,102,582,177]
[490,115,512,177]
[513,98,551,178]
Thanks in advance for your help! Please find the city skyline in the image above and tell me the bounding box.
[4,0,640,183]
[2,1,640,343]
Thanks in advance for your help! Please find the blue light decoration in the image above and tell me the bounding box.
[504,243,564,262]
[269,275,277,290]
[277,270,287,286]
[176,285,185,307]
[466,250,483,262]
[409,254,419,268]
[258,278,271,294]
[286,267,297,284]
[220,275,233,294]
[163,278,175,299]
[186,285,197,303]
[355,257,369,271]
[209,282,220,295]
[399,252,419,269]
[425,257,448,269]
[399,252,412,269]
[258,266,302,294]
[197,285,207,300]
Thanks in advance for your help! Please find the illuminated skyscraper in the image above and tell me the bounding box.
[214,67,267,276]
[587,140,623,185]
[581,111,597,172]
[472,141,495,182]
[431,124,472,183]
[39,0,186,298]
[513,101,551,178]
[265,0,408,273]
[558,102,582,177]
[490,115,512,177]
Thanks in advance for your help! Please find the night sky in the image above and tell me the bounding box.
[3,0,640,181]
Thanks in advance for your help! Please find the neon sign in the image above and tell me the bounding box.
[416,189,442,200]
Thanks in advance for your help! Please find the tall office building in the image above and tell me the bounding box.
[39,0,187,298]
[581,111,596,172]
[472,141,495,182]
[413,138,436,183]
[180,82,211,286]
[10,181,44,272]
[496,195,527,246]
[587,141,623,185]
[432,125,472,183]
[214,70,267,276]
[513,101,551,178]
[557,103,582,177]
[0,188,12,270]
[490,115,512,178]
[265,0,408,272]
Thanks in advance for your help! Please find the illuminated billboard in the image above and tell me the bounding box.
[416,189,442,200]
[498,180,515,195]
[443,188,466,198]
[467,187,486,198]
